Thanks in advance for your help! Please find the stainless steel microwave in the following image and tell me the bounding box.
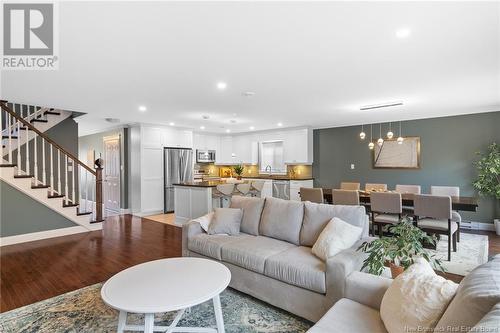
[196,150,216,163]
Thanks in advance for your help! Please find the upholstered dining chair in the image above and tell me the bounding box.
[249,180,265,197]
[340,182,361,191]
[414,194,458,261]
[300,187,324,203]
[365,183,388,192]
[332,189,360,205]
[370,192,402,237]
[431,186,462,242]
[212,183,235,208]
[395,184,421,194]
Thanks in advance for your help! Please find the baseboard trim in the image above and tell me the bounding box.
[460,221,495,232]
[0,226,89,247]
[132,210,163,217]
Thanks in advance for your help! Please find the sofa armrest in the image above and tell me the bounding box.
[345,271,392,310]
[325,236,376,304]
[182,219,206,256]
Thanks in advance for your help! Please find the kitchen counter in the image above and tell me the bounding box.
[173,181,221,188]
[242,176,314,181]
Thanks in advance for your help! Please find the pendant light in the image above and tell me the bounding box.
[368,124,374,149]
[386,122,394,139]
[377,123,384,146]
[397,121,404,144]
[359,124,366,140]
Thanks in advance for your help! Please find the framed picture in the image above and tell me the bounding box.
[372,136,421,169]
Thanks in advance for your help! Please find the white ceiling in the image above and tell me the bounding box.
[1,1,499,136]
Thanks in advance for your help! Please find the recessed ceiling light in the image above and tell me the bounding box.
[277,122,283,127]
[226,129,231,133]
[395,28,411,39]
[202,115,210,120]
[230,119,237,124]
[138,105,147,112]
[200,126,205,130]
[249,126,255,130]
[242,91,255,97]
[169,122,175,126]
[217,82,227,90]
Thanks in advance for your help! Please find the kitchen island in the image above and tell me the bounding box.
[173,181,219,224]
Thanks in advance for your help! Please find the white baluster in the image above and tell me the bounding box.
[25,110,30,175]
[57,149,61,195]
[42,138,46,184]
[72,159,76,205]
[50,145,54,195]
[16,120,21,175]
[0,108,3,160]
[33,135,38,183]
[85,171,88,213]
[65,155,68,204]
[8,113,12,164]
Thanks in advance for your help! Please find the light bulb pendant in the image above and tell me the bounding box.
[397,136,404,144]
[387,131,394,139]
[360,131,366,140]
[377,138,384,146]
[368,142,375,150]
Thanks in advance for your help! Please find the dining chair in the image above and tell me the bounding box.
[340,182,361,191]
[212,183,235,208]
[235,183,251,196]
[414,194,458,261]
[249,180,265,197]
[332,189,360,205]
[365,183,388,192]
[395,184,421,194]
[431,186,462,242]
[300,187,324,203]
[371,192,402,237]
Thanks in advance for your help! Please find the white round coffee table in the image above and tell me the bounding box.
[101,257,231,333]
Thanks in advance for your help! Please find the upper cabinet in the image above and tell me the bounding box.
[216,136,234,165]
[193,133,219,152]
[284,128,313,164]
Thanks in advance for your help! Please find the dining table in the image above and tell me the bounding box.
[321,189,479,212]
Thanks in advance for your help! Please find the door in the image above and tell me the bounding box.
[103,136,121,214]
[164,148,193,213]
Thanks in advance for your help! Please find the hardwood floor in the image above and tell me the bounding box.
[0,215,182,312]
[1,215,499,312]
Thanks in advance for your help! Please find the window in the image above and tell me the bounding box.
[259,140,286,174]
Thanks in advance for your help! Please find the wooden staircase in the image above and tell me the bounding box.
[0,101,104,243]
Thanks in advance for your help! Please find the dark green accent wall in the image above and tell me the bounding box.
[313,111,500,223]
[0,180,77,237]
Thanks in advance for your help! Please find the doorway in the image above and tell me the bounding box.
[103,135,121,215]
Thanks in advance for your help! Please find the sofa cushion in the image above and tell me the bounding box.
[188,233,252,260]
[221,236,296,274]
[229,196,265,236]
[436,254,500,330]
[264,246,326,294]
[208,208,243,235]
[307,298,387,333]
[301,202,367,247]
[380,258,458,333]
[471,303,500,331]
[259,197,304,245]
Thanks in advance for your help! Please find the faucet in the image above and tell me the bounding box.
[265,165,272,174]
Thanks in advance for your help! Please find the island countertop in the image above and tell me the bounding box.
[173,181,221,187]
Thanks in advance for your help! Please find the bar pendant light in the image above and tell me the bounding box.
[368,124,374,150]
[387,122,394,139]
[397,121,404,144]
[359,124,366,140]
[377,123,384,146]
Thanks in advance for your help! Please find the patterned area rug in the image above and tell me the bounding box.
[431,232,489,276]
[0,284,312,333]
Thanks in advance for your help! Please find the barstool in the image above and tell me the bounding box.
[249,181,265,197]
[212,184,235,208]
[235,183,251,196]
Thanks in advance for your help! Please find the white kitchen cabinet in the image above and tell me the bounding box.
[216,136,235,164]
[194,133,219,152]
[164,128,192,148]
[284,128,313,164]
[289,179,314,201]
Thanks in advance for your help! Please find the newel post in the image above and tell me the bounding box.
[95,164,104,222]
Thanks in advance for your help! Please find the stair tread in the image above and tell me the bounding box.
[19,127,34,131]
[2,136,18,139]
[63,203,79,208]
[90,219,105,224]
[30,119,48,123]
[76,211,92,216]
[32,184,50,189]
[14,174,34,178]
[48,194,65,198]
[44,111,61,116]
[0,164,17,167]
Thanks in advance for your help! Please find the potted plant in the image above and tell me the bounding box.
[233,164,245,180]
[358,218,444,278]
[472,142,500,235]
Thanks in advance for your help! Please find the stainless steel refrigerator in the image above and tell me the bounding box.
[164,147,193,213]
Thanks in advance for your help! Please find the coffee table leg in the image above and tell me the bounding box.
[144,313,155,333]
[117,311,127,333]
[212,294,225,333]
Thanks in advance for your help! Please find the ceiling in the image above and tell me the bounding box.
[1,1,499,136]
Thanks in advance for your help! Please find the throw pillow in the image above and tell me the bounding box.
[311,217,363,261]
[229,196,265,235]
[192,211,214,233]
[380,258,458,333]
[207,208,243,235]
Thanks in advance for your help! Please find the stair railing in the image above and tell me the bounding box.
[0,100,104,223]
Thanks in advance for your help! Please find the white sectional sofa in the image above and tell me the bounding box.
[182,196,372,322]
[308,255,500,332]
